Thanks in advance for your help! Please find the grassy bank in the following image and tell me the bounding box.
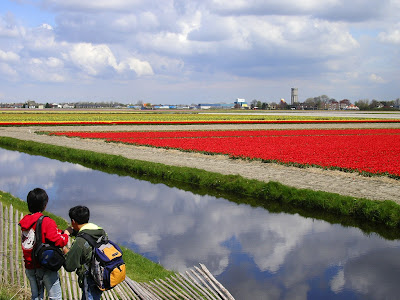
[0,190,174,282]
[1,136,400,234]
[0,284,30,300]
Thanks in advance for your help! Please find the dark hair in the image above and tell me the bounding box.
[69,205,90,225]
[27,188,48,213]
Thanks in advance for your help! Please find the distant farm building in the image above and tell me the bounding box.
[328,99,339,110]
[234,98,249,109]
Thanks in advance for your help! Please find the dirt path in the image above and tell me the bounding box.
[1,123,400,203]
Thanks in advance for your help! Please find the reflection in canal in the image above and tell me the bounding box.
[1,148,400,300]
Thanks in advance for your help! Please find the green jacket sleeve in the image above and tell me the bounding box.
[64,237,88,272]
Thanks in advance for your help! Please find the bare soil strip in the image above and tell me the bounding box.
[1,122,400,204]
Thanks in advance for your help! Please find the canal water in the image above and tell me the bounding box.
[1,148,400,300]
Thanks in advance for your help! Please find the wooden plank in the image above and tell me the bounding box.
[114,284,129,300]
[71,269,79,300]
[105,291,114,300]
[102,289,113,300]
[184,271,213,300]
[119,281,139,299]
[153,279,181,299]
[165,277,192,300]
[195,265,227,300]
[108,287,119,300]
[4,205,8,283]
[185,270,214,300]
[172,273,203,299]
[9,205,14,284]
[123,278,143,298]
[60,268,68,300]
[63,268,74,300]
[15,209,20,285]
[136,283,158,299]
[142,281,165,299]
[191,267,221,299]
[115,282,130,299]
[0,202,3,283]
[21,212,27,291]
[126,277,158,299]
[200,263,235,300]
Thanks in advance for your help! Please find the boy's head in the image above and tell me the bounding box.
[69,205,90,225]
[27,188,48,213]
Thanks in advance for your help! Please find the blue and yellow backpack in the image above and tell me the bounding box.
[78,232,126,291]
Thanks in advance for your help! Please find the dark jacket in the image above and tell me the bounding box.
[19,212,69,269]
[64,223,106,287]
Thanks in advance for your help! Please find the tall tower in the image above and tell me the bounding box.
[291,88,298,105]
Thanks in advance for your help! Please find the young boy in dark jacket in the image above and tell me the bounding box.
[19,188,69,300]
[63,205,106,300]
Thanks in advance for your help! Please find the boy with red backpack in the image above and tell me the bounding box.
[19,188,70,300]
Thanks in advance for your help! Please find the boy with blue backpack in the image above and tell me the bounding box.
[63,205,125,300]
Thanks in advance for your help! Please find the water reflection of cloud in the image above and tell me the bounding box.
[275,226,399,300]
[0,149,90,204]
[0,151,23,163]
[78,176,317,276]
[339,247,400,299]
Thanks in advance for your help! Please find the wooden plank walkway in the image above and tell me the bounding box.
[1,202,235,299]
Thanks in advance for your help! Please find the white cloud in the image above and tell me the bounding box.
[330,269,345,293]
[209,0,390,22]
[123,57,154,76]
[0,62,18,77]
[379,24,400,44]
[26,57,66,82]
[24,23,57,50]
[369,73,385,83]
[67,42,154,78]
[68,43,122,75]
[209,0,335,14]
[0,12,22,38]
[112,14,138,32]
[137,11,159,31]
[42,0,146,11]
[46,57,64,68]
[0,50,20,62]
[0,151,22,163]
[40,23,53,30]
[148,55,185,75]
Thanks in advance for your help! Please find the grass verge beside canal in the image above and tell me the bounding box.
[1,136,400,231]
[0,190,175,282]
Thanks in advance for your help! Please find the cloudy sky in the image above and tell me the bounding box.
[0,0,399,104]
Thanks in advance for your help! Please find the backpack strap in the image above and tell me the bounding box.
[32,215,46,265]
[77,232,108,273]
[78,232,97,248]
[35,215,46,245]
[78,232,108,247]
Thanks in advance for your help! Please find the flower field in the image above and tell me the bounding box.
[0,111,343,124]
[49,128,400,177]
[2,119,400,126]
[2,110,400,126]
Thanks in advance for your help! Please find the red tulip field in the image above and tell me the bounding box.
[49,128,400,177]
